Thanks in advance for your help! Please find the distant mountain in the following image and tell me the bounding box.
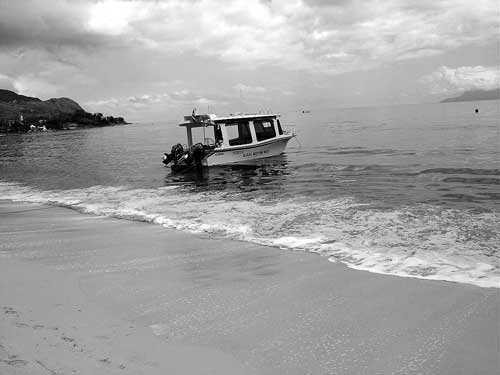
[0,89,126,132]
[441,88,500,103]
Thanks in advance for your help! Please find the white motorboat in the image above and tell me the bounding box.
[162,112,295,171]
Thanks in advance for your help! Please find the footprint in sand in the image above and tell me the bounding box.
[3,307,19,317]
[99,357,111,365]
[2,354,28,367]
[3,358,28,366]
[0,344,28,367]
[0,346,28,367]
[61,335,82,351]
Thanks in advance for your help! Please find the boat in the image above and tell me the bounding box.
[162,112,295,171]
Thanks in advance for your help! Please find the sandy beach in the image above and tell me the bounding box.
[0,200,498,375]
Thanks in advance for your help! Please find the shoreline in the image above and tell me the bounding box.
[1,188,497,289]
[1,200,499,374]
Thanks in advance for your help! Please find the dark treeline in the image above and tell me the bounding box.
[0,89,127,133]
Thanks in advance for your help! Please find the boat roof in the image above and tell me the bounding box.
[179,113,280,127]
[213,113,280,122]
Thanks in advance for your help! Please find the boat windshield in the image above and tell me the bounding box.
[253,119,276,141]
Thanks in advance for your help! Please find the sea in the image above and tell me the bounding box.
[1,101,499,288]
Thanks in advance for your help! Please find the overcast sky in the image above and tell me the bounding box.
[0,0,498,121]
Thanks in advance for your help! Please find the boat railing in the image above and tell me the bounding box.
[284,126,296,137]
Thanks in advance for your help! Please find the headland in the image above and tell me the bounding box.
[0,89,127,133]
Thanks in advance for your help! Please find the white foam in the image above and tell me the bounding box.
[149,324,168,336]
[1,180,498,288]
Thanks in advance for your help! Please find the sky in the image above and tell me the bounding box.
[0,0,498,122]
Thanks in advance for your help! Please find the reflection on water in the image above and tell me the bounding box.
[165,155,291,195]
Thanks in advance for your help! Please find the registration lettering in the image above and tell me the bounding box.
[229,149,271,158]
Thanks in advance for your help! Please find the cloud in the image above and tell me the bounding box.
[234,84,268,94]
[422,65,500,94]
[1,0,498,117]
[128,94,165,105]
[86,93,168,113]
[150,0,497,73]
[0,48,99,99]
[12,75,62,98]
[85,89,220,116]
[86,0,151,36]
[2,0,496,75]
[0,0,105,50]
[85,97,119,108]
[306,0,498,70]
[0,73,15,91]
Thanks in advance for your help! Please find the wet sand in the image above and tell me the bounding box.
[0,201,498,374]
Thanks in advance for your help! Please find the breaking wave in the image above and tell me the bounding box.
[1,181,499,288]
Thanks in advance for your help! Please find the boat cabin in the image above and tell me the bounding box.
[179,113,284,149]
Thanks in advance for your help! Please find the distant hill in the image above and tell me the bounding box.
[0,89,41,103]
[441,88,500,103]
[0,89,126,132]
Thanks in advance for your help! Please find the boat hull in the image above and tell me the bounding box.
[205,135,293,166]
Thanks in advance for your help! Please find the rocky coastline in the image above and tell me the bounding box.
[0,89,127,133]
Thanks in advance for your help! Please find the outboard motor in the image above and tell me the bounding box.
[162,153,172,165]
[171,144,184,161]
[162,143,184,166]
[183,152,193,165]
[163,142,207,171]
[191,143,206,165]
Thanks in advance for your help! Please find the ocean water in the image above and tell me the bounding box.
[1,101,499,288]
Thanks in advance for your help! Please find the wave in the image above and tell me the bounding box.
[314,148,416,156]
[1,180,498,288]
[442,177,500,185]
[291,163,396,173]
[419,168,500,176]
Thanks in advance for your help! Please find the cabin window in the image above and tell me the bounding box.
[192,126,217,147]
[214,124,223,143]
[277,119,283,135]
[253,119,276,141]
[225,121,253,146]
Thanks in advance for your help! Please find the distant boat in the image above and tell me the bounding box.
[162,112,296,171]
